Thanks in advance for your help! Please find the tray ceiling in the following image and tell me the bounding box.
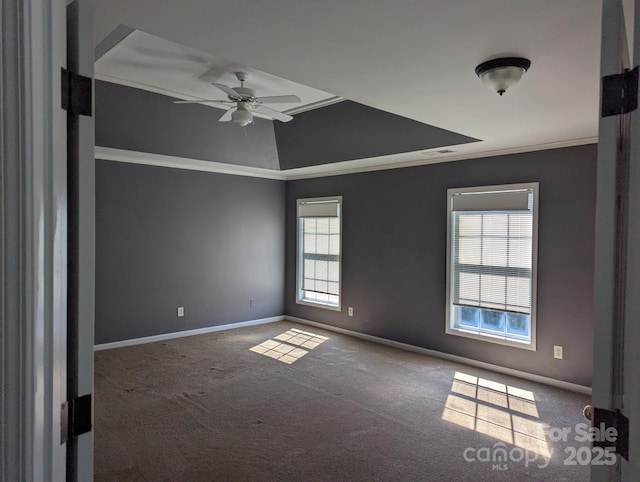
[93,0,602,171]
[95,29,342,120]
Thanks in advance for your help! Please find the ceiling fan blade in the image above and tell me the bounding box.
[255,95,301,104]
[253,105,293,123]
[173,99,231,104]
[218,108,235,122]
[213,83,242,100]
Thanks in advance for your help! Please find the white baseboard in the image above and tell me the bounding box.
[95,313,592,395]
[285,316,592,395]
[94,316,284,351]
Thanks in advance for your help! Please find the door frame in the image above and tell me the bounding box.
[592,0,639,479]
[1,0,68,480]
[622,0,640,476]
[65,1,96,480]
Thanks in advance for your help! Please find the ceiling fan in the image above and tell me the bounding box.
[173,71,301,126]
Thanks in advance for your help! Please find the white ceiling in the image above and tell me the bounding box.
[93,0,603,166]
[95,30,341,119]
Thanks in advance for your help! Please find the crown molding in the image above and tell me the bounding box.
[282,96,345,115]
[283,137,599,180]
[95,146,287,180]
[96,137,598,182]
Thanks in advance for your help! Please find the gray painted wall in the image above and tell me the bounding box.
[95,80,281,170]
[274,100,479,169]
[95,160,285,344]
[94,77,595,385]
[285,145,597,386]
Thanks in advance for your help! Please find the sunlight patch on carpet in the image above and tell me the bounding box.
[250,328,328,364]
[442,371,549,457]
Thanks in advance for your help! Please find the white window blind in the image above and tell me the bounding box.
[447,184,538,348]
[451,190,530,212]
[452,208,533,313]
[298,200,340,218]
[297,197,342,309]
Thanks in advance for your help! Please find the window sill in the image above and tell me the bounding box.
[446,326,536,351]
[296,298,341,312]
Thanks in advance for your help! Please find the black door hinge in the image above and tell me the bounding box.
[592,407,629,460]
[602,66,639,117]
[61,67,92,116]
[61,394,92,444]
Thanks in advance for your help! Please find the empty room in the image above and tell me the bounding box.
[89,0,637,480]
[91,0,597,478]
[4,0,639,480]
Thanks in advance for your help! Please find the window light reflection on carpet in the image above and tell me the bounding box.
[441,371,550,457]
[249,328,328,364]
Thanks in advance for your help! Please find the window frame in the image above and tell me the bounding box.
[296,196,343,311]
[445,183,539,351]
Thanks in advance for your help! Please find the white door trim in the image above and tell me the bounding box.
[592,0,636,479]
[1,0,68,480]
[623,0,640,475]
[67,2,96,479]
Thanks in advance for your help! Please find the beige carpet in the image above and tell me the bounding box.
[94,321,590,481]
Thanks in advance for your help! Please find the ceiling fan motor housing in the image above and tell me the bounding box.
[233,87,256,100]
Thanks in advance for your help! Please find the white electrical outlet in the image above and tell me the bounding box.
[553,345,563,359]
[348,307,354,317]
[177,306,184,317]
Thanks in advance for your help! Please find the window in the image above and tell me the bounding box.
[446,183,538,349]
[296,196,342,310]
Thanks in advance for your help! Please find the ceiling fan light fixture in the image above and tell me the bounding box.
[231,107,253,126]
[174,71,300,125]
[475,57,531,96]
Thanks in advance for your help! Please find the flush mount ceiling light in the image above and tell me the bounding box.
[475,57,531,96]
